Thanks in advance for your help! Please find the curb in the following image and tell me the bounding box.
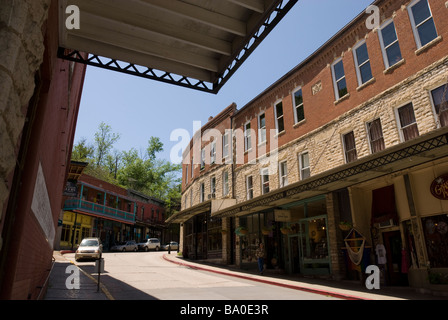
[162,254,369,300]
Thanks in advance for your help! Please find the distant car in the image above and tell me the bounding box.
[137,238,161,251]
[111,240,138,252]
[75,237,102,261]
[162,241,179,251]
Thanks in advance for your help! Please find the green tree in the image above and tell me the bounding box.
[94,122,120,166]
[71,137,94,162]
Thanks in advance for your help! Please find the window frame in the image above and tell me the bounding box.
[274,100,285,134]
[331,58,348,100]
[222,171,229,197]
[246,175,254,200]
[299,152,310,180]
[407,0,438,49]
[342,131,358,164]
[378,19,403,69]
[210,141,216,165]
[200,148,206,170]
[292,87,305,124]
[258,112,267,144]
[395,102,420,142]
[279,160,288,188]
[244,121,252,152]
[260,167,270,195]
[366,118,386,154]
[429,83,448,128]
[200,182,205,203]
[222,131,230,159]
[353,40,373,86]
[210,176,216,197]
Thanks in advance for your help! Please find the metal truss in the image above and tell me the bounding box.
[57,0,298,94]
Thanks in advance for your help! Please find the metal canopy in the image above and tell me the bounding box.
[58,0,298,93]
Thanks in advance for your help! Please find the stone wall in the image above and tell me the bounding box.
[0,0,51,230]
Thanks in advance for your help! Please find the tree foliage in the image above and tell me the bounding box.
[71,123,181,213]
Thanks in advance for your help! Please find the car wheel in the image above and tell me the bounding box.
[122,248,126,252]
[134,247,137,252]
[155,246,159,251]
[145,247,148,252]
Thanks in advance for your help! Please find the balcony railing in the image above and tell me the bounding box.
[64,198,135,224]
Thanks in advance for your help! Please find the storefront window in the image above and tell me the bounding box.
[422,214,448,268]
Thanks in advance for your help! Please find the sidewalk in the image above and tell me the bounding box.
[43,251,110,300]
[162,253,448,300]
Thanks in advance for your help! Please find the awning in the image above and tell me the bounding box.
[166,200,211,224]
[58,0,298,93]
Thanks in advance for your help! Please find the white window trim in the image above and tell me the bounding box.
[246,175,254,200]
[331,58,347,100]
[244,121,252,151]
[353,40,372,87]
[394,101,418,142]
[260,167,270,195]
[274,99,284,134]
[222,171,229,197]
[407,0,437,49]
[341,130,357,164]
[210,141,216,164]
[378,19,400,69]
[299,151,310,180]
[222,131,230,159]
[185,164,189,185]
[292,86,305,124]
[200,148,206,170]
[258,112,267,144]
[210,176,216,197]
[365,118,385,154]
[279,160,288,188]
[428,83,448,129]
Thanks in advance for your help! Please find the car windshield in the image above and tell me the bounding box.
[80,239,98,246]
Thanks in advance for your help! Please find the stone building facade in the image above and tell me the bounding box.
[0,1,87,299]
[168,0,448,293]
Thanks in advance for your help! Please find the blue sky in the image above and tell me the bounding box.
[74,0,374,164]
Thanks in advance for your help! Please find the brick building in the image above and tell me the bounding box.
[169,0,448,292]
[58,168,167,251]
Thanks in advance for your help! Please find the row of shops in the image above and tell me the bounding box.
[170,129,448,291]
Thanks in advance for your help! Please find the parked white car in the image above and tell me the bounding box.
[75,237,102,261]
[137,238,161,251]
[111,240,138,252]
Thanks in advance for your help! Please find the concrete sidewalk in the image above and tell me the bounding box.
[162,253,448,300]
[43,251,110,300]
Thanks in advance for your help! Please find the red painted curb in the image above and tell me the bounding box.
[163,254,370,300]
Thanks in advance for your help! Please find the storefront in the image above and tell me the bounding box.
[59,211,93,250]
[277,195,330,275]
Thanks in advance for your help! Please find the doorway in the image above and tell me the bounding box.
[382,231,408,286]
[289,236,301,273]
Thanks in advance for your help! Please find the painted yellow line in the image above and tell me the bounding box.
[70,260,115,300]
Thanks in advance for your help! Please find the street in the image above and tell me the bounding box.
[66,251,340,300]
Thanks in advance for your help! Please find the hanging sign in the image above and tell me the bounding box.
[430,174,448,200]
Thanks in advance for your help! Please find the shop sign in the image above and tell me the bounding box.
[430,174,448,200]
[274,209,291,222]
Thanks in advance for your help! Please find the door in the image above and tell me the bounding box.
[289,236,300,273]
[382,231,408,286]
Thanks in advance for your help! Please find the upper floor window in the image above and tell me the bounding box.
[408,0,438,49]
[343,131,358,163]
[261,168,270,194]
[200,183,205,202]
[210,176,216,197]
[299,152,310,180]
[353,41,373,86]
[223,171,229,197]
[185,165,189,185]
[274,101,285,133]
[258,113,266,143]
[190,189,193,207]
[431,84,448,127]
[396,103,419,141]
[223,131,230,159]
[279,161,288,188]
[210,141,216,165]
[293,88,305,124]
[244,121,252,151]
[367,118,385,153]
[200,148,205,170]
[378,20,402,69]
[246,175,254,200]
[331,58,348,100]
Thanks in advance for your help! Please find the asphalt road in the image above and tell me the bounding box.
[66,251,340,301]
